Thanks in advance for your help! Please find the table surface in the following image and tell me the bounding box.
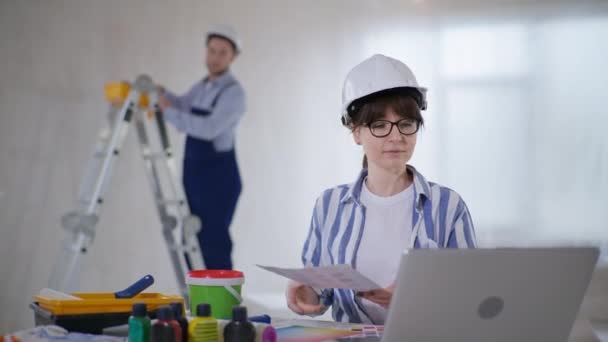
[593,321,608,341]
[273,318,608,342]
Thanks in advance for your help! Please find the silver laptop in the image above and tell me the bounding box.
[377,247,599,342]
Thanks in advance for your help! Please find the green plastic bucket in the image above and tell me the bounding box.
[186,270,244,319]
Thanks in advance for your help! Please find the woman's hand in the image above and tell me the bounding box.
[286,280,326,315]
[357,283,396,309]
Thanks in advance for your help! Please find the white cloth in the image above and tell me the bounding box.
[356,178,414,324]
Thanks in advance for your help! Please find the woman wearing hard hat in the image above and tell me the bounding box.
[158,25,245,270]
[286,54,477,324]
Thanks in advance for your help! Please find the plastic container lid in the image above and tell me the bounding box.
[188,270,243,279]
[186,270,244,286]
[196,303,211,317]
[156,306,174,321]
[33,292,184,316]
[169,302,183,318]
[232,306,248,322]
[132,303,147,317]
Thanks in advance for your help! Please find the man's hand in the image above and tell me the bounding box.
[286,280,326,315]
[356,283,396,309]
[158,92,172,111]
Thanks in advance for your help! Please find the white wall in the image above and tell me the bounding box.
[1,0,608,332]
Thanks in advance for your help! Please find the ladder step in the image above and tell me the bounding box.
[157,199,186,205]
[142,153,168,161]
[93,149,120,158]
[168,244,199,253]
[78,197,103,204]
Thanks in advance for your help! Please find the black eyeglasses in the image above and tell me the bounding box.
[366,119,420,138]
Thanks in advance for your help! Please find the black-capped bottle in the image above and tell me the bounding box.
[188,303,218,342]
[223,306,255,342]
[152,306,181,342]
[169,302,188,342]
[128,303,151,342]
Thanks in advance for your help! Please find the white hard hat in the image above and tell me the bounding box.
[341,54,427,125]
[206,24,242,53]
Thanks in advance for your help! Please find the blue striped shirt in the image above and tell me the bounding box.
[301,165,477,324]
[163,71,245,152]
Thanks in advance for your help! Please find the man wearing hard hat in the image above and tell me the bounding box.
[286,54,477,324]
[158,25,245,270]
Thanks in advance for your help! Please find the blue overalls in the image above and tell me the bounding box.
[163,72,246,270]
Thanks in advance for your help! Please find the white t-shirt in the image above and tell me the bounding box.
[356,178,414,324]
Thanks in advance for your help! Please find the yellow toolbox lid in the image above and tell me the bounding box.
[34,292,184,316]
